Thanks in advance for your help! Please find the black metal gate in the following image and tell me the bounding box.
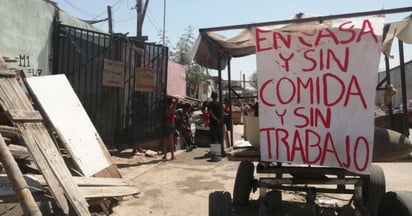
[52,23,168,149]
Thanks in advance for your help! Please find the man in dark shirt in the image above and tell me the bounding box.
[208,92,221,144]
[251,99,259,117]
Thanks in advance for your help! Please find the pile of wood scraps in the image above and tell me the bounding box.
[0,64,139,215]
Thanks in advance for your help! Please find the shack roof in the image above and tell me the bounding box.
[189,7,412,70]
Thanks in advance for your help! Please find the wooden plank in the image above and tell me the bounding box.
[19,123,90,215]
[17,124,69,214]
[0,125,21,137]
[0,69,17,77]
[29,175,129,187]
[0,76,69,214]
[0,203,23,215]
[72,177,129,187]
[0,72,90,215]
[93,138,121,178]
[7,110,43,121]
[1,186,139,201]
[80,186,140,199]
[0,175,43,197]
[0,174,138,199]
[8,144,31,160]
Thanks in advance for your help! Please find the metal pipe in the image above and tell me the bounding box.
[398,39,409,136]
[200,7,412,33]
[227,57,234,148]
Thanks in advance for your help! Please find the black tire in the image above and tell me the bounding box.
[233,161,254,206]
[377,191,412,216]
[362,164,386,216]
[209,191,232,216]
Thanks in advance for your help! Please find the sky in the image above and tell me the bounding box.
[53,0,411,81]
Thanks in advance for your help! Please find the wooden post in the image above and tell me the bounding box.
[0,133,42,216]
[107,6,113,34]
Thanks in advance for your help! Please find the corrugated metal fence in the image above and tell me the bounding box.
[52,24,168,149]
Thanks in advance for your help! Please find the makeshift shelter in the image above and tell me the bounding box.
[189,6,412,155]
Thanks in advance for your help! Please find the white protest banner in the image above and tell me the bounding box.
[254,17,384,174]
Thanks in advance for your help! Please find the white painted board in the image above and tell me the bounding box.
[26,74,109,177]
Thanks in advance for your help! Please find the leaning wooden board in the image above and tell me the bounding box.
[0,174,139,199]
[25,74,121,178]
[0,69,89,215]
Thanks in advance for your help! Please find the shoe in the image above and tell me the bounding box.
[134,152,143,156]
[209,154,221,162]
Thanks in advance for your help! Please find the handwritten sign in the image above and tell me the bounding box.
[135,67,155,92]
[102,59,124,88]
[254,17,384,174]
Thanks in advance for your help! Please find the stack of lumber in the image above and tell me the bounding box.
[0,63,138,215]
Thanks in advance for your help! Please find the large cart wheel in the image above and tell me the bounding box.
[233,161,254,206]
[362,164,386,216]
[209,191,232,216]
[377,191,412,216]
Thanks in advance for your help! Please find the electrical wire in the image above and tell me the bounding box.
[62,0,97,18]
[146,12,162,33]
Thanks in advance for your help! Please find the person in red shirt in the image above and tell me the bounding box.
[163,96,178,160]
[201,101,210,127]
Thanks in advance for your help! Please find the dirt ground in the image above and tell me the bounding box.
[108,125,412,216]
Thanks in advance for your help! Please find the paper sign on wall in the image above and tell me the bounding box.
[102,58,124,88]
[135,67,155,92]
[254,17,384,174]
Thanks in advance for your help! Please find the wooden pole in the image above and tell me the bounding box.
[107,6,113,34]
[0,133,42,216]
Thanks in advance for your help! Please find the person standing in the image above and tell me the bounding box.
[208,92,221,144]
[250,99,259,117]
[163,96,178,160]
[222,98,232,131]
[201,101,210,127]
[176,103,195,149]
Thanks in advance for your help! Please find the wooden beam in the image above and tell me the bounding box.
[7,110,43,122]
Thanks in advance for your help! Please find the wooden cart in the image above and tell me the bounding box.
[193,7,412,216]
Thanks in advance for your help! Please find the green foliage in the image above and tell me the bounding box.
[244,88,256,96]
[156,29,172,47]
[169,25,207,97]
[249,71,257,90]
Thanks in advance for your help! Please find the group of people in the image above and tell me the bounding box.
[149,92,258,160]
[161,92,223,160]
[162,96,196,160]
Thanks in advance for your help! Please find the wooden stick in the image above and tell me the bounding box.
[0,133,42,216]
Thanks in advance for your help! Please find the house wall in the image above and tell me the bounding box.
[0,0,103,76]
